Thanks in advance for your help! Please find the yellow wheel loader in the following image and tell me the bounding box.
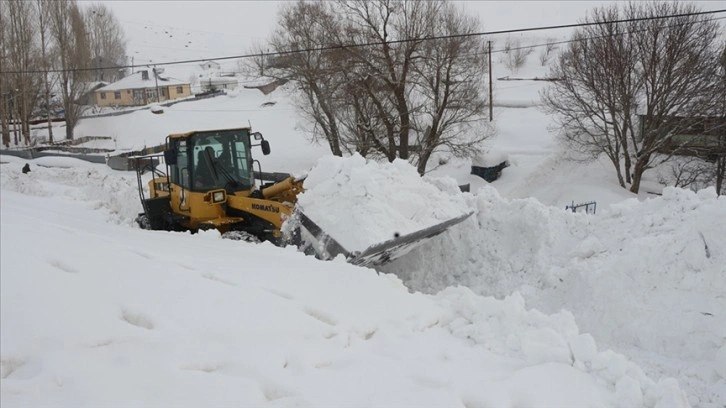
[133,127,471,267]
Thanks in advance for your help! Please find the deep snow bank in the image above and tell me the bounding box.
[296,154,470,252]
[383,185,726,407]
[0,156,141,226]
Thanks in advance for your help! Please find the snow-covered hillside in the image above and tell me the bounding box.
[2,34,725,407]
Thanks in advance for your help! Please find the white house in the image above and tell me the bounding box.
[198,75,239,92]
[200,61,221,72]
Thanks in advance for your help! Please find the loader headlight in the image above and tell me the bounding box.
[212,191,225,203]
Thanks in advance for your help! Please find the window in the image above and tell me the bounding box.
[114,92,121,100]
[133,89,144,103]
[100,92,106,100]
[176,86,183,94]
[190,130,253,191]
[173,140,191,190]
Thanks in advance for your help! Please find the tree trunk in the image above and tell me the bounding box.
[12,104,20,145]
[395,89,410,160]
[616,164,626,188]
[716,156,725,195]
[622,125,632,184]
[46,115,54,144]
[416,146,431,175]
[629,158,648,193]
[0,90,8,148]
[20,91,30,145]
[65,113,74,140]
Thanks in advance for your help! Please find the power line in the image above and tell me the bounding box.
[445,15,726,61]
[2,8,724,75]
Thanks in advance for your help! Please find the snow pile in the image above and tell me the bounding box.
[0,157,141,226]
[383,185,726,406]
[296,154,470,251]
[383,185,588,296]
[434,288,691,408]
[1,160,692,407]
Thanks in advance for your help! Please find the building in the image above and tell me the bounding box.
[77,81,109,105]
[638,114,726,160]
[94,70,192,107]
[199,76,239,92]
[200,60,221,72]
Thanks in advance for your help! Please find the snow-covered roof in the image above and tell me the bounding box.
[96,71,189,92]
[200,60,221,69]
[80,81,109,94]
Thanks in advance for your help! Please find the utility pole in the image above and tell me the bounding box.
[153,66,160,103]
[488,40,493,121]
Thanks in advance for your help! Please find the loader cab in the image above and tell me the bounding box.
[166,128,256,193]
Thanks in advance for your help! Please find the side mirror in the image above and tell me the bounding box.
[261,140,271,155]
[164,149,177,165]
[251,132,263,141]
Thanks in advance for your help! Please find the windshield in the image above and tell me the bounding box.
[191,129,253,191]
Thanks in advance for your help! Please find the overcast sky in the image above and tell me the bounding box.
[89,1,726,67]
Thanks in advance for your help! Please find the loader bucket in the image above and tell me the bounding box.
[348,211,474,267]
[291,210,473,268]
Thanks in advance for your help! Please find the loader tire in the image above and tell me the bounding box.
[136,214,151,230]
[222,230,261,243]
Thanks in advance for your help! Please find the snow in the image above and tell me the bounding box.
[297,154,470,252]
[96,71,189,92]
[73,87,329,175]
[3,152,722,408]
[3,28,726,408]
[382,185,726,406]
[0,181,687,407]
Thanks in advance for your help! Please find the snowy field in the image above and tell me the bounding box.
[2,39,726,407]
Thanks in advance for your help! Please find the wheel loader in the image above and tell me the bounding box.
[133,126,471,267]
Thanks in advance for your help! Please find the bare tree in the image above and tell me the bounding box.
[538,38,557,66]
[711,43,726,194]
[337,0,436,162]
[542,6,637,188]
[542,2,722,193]
[262,1,345,156]
[0,1,10,148]
[264,0,492,174]
[84,3,126,83]
[37,0,56,143]
[627,2,721,193]
[49,0,90,140]
[503,36,533,73]
[658,156,714,192]
[408,2,490,174]
[2,0,40,146]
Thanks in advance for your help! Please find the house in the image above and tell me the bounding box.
[199,75,239,92]
[638,114,726,160]
[77,81,108,105]
[94,70,192,107]
[200,61,221,72]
